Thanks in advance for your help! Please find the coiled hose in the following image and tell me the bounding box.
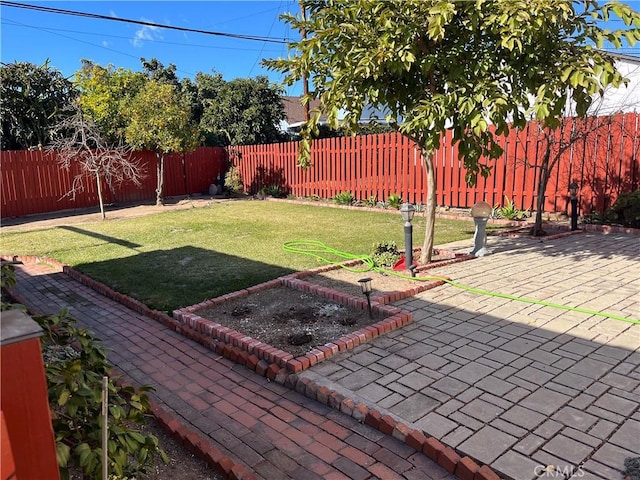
[282,240,639,325]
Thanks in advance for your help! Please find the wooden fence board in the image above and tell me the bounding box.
[2,115,638,219]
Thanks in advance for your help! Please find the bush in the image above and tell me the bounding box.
[333,191,354,205]
[386,193,402,210]
[224,166,243,194]
[494,196,529,220]
[607,190,640,228]
[371,241,401,268]
[0,264,167,480]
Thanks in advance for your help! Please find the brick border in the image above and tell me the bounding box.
[277,370,504,480]
[173,275,416,373]
[112,374,258,480]
[3,280,256,480]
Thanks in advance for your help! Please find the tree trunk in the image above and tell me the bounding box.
[95,173,106,220]
[156,152,165,206]
[531,142,551,236]
[419,151,436,264]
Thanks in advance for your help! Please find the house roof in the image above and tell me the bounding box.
[282,96,326,127]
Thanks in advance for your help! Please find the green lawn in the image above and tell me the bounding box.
[1,201,496,312]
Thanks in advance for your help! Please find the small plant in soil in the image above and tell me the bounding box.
[371,241,401,268]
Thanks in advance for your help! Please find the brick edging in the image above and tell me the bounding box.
[273,370,503,480]
[112,373,257,480]
[2,276,256,480]
[173,276,416,373]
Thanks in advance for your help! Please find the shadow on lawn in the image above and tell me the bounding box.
[73,246,298,313]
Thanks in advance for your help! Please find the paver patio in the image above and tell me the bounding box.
[300,231,640,480]
[4,224,639,480]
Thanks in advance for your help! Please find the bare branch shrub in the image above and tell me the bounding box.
[49,103,145,219]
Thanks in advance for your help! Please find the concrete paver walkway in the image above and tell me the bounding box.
[301,232,640,480]
[5,227,639,480]
[9,262,455,480]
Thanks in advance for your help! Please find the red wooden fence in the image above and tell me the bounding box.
[1,114,638,219]
[236,112,639,215]
[1,147,228,218]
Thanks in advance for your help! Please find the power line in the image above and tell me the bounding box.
[0,1,289,44]
[1,18,285,53]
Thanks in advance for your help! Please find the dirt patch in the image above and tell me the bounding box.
[195,285,383,358]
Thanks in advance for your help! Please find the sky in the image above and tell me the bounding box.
[1,0,640,99]
[1,1,303,95]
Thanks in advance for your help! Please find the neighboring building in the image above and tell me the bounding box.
[588,52,640,115]
[280,96,325,134]
[280,96,392,135]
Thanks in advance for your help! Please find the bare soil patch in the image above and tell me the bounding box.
[195,285,383,358]
[192,262,450,358]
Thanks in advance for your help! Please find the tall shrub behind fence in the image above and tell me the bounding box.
[236,112,639,215]
[0,147,227,218]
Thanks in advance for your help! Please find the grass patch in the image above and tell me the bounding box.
[1,200,500,312]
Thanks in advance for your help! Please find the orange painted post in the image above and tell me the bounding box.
[1,410,17,480]
[1,310,60,480]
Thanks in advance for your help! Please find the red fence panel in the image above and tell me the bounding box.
[0,147,227,218]
[1,117,638,219]
[235,113,639,215]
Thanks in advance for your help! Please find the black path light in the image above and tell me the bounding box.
[569,181,579,231]
[400,202,416,276]
[358,277,373,319]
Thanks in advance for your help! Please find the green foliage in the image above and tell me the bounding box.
[74,61,146,146]
[267,0,639,172]
[370,241,401,268]
[199,76,287,146]
[0,261,26,311]
[363,195,378,207]
[386,193,402,210]
[607,189,640,228]
[35,309,167,479]
[494,196,529,220]
[224,166,244,194]
[1,60,78,150]
[261,184,284,198]
[333,191,355,205]
[124,80,200,155]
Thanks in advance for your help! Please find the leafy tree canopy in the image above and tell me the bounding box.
[199,76,287,146]
[74,60,146,146]
[124,80,200,154]
[0,60,77,150]
[266,0,640,179]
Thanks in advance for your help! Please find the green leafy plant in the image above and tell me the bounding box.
[224,166,243,194]
[263,184,283,197]
[494,196,529,220]
[35,308,168,479]
[363,195,377,207]
[386,193,402,210]
[0,261,26,311]
[370,241,401,268]
[333,191,354,205]
[607,189,640,228]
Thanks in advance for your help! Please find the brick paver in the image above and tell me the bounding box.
[5,226,639,480]
[300,231,640,480]
[8,262,454,480]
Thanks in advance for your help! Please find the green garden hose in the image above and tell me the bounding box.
[283,240,639,325]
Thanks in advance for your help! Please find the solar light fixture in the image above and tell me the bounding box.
[358,277,373,319]
[569,181,579,230]
[400,203,416,275]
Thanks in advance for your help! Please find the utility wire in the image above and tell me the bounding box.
[0,1,289,44]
